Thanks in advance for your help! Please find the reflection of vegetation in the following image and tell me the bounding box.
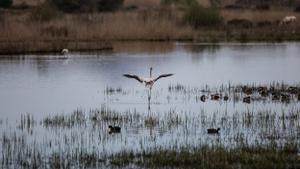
[104,86,122,95]
[183,44,220,54]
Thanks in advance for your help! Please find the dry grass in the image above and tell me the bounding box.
[2,2,300,54]
[196,0,211,7]
[0,9,194,46]
[222,9,300,22]
[0,8,195,54]
[13,0,211,8]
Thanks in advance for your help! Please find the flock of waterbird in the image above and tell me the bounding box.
[199,85,300,104]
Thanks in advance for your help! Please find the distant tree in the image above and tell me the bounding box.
[0,0,12,8]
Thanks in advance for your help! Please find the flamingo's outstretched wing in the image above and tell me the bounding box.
[154,73,174,82]
[123,74,144,83]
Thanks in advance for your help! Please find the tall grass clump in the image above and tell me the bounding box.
[0,0,12,8]
[183,4,223,28]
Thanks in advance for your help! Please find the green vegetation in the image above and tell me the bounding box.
[0,0,12,8]
[183,5,223,28]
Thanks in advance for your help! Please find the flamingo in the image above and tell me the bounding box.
[123,67,173,89]
[123,67,174,110]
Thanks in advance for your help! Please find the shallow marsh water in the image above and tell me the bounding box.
[0,42,300,168]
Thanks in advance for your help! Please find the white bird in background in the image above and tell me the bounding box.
[123,67,174,89]
[61,48,69,55]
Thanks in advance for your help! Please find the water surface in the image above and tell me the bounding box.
[1,42,300,119]
[0,42,300,168]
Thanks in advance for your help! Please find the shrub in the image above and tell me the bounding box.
[227,19,253,28]
[183,5,223,28]
[256,20,272,27]
[255,4,270,10]
[30,2,62,22]
[50,0,97,13]
[50,0,123,13]
[224,4,244,9]
[161,0,196,6]
[0,12,4,24]
[97,0,124,12]
[295,6,300,12]
[0,0,12,8]
[12,2,30,10]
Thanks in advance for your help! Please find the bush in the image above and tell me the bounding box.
[50,0,97,13]
[30,2,62,22]
[0,0,12,8]
[0,12,4,24]
[161,0,196,6]
[227,19,253,28]
[12,2,30,10]
[50,0,123,13]
[224,4,244,9]
[256,20,272,27]
[255,4,270,10]
[295,6,300,12]
[97,0,124,12]
[183,5,223,28]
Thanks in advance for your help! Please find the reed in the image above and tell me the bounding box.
[2,4,300,54]
[110,141,299,168]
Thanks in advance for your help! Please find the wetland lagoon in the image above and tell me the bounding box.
[1,42,300,169]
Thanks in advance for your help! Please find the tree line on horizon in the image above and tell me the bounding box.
[0,0,124,12]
